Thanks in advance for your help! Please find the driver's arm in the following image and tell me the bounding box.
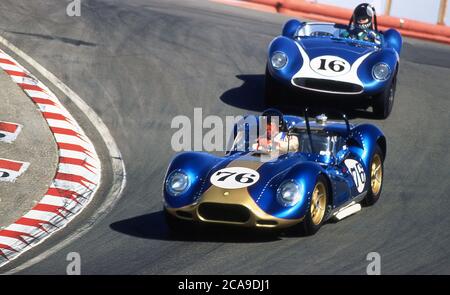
[367,30,381,44]
[277,134,299,153]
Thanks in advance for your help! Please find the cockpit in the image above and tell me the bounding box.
[294,22,381,47]
[230,128,344,157]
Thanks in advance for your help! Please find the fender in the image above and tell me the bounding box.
[348,124,386,168]
[357,49,399,94]
[256,161,328,220]
[164,152,224,208]
[267,36,303,83]
[383,28,402,55]
[282,19,304,39]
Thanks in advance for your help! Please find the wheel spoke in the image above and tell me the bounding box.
[374,165,381,173]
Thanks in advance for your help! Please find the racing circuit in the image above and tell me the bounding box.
[0,0,449,274]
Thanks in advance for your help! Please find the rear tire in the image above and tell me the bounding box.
[373,71,397,119]
[362,145,384,206]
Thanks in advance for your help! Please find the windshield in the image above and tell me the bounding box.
[296,132,339,155]
[295,23,344,38]
[295,23,380,46]
[230,129,341,156]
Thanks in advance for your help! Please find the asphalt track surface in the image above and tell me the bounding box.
[0,0,449,274]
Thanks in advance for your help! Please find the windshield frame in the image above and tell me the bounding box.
[294,22,382,48]
[291,129,342,156]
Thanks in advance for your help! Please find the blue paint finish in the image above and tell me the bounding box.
[163,114,386,225]
[357,48,399,94]
[383,29,403,55]
[267,20,401,97]
[349,123,385,168]
[300,38,373,63]
[163,151,236,208]
[268,37,303,85]
[282,19,304,39]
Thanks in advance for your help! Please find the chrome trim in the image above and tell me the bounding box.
[372,62,391,81]
[291,81,364,95]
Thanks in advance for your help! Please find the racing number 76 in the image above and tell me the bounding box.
[215,171,256,184]
[349,163,366,187]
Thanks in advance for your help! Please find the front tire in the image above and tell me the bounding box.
[300,175,329,235]
[373,71,397,119]
[362,145,384,206]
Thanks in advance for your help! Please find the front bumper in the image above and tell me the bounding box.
[165,184,304,229]
[291,78,364,95]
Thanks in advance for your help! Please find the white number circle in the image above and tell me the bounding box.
[310,55,351,77]
[344,159,366,193]
[210,167,260,189]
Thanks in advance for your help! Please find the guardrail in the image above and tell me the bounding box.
[243,0,450,44]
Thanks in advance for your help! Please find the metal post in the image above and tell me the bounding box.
[438,0,448,24]
[385,0,392,16]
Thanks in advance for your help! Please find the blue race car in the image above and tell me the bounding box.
[265,20,402,118]
[163,109,386,235]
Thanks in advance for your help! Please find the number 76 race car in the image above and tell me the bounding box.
[265,19,402,119]
[163,109,386,235]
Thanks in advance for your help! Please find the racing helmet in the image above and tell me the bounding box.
[261,108,288,134]
[352,3,375,30]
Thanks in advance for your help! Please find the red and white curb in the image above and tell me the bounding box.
[0,49,101,266]
[0,158,30,182]
[0,121,22,143]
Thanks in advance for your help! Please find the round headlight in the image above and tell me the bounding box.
[166,171,190,196]
[277,180,302,207]
[271,51,288,69]
[372,63,390,81]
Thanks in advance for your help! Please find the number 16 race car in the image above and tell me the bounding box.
[265,17,402,119]
[163,109,386,235]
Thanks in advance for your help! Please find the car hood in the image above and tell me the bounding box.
[299,38,375,62]
[202,151,307,197]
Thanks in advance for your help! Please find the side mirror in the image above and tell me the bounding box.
[335,149,350,164]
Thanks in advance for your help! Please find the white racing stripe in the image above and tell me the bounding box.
[291,42,373,94]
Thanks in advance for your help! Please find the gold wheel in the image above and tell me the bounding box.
[310,182,327,226]
[371,154,383,195]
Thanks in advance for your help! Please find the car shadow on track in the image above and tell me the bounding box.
[110,211,285,243]
[220,74,381,120]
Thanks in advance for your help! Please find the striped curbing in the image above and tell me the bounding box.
[0,49,101,266]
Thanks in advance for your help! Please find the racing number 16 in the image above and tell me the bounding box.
[317,58,346,72]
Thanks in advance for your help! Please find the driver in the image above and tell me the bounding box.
[253,111,299,154]
[341,3,381,44]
